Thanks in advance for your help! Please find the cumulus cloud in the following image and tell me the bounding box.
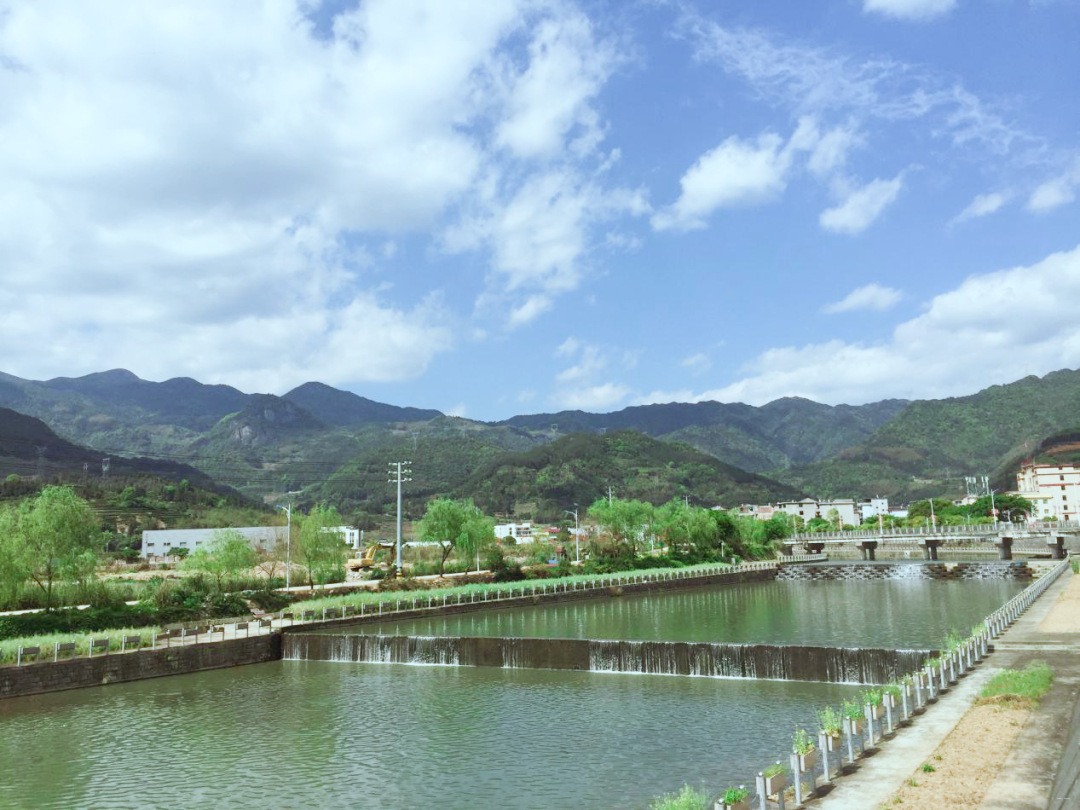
[652,125,814,232]
[0,0,638,385]
[951,192,1009,225]
[494,10,620,159]
[639,243,1080,406]
[863,0,958,21]
[820,175,904,234]
[822,283,904,314]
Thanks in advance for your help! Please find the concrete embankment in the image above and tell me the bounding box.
[284,633,928,685]
[0,566,776,699]
[0,635,280,700]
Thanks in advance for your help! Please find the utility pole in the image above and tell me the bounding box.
[564,506,581,564]
[275,490,301,590]
[388,461,412,577]
[607,486,614,505]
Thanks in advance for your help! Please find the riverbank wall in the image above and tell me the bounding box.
[0,566,777,700]
[0,634,280,700]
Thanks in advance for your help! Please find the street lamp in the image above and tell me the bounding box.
[564,507,580,564]
[275,502,292,590]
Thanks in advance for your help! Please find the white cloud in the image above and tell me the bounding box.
[807,125,864,177]
[863,0,958,21]
[494,10,619,159]
[680,10,1040,158]
[1028,160,1080,212]
[451,170,649,326]
[681,352,712,374]
[556,344,607,383]
[820,175,904,234]
[951,191,1009,225]
[555,337,581,357]
[447,403,468,418]
[0,0,641,383]
[652,129,802,232]
[650,243,1080,406]
[822,283,904,314]
[552,382,631,411]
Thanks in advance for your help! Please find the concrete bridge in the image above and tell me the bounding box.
[782,521,1080,561]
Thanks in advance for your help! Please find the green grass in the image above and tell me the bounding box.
[920,763,936,773]
[978,660,1054,708]
[287,561,742,617]
[0,626,161,663]
[649,784,710,810]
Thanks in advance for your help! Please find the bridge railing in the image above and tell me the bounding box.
[787,521,1079,544]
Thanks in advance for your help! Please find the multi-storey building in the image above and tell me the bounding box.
[1014,461,1080,521]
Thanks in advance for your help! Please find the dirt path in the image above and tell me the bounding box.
[1037,573,1080,633]
[882,702,1031,808]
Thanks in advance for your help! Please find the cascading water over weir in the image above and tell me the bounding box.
[283,633,928,685]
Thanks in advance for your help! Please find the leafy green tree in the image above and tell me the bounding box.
[181,528,257,590]
[294,503,348,587]
[418,498,495,576]
[587,498,654,554]
[10,485,101,611]
[657,499,718,558]
[0,505,26,606]
[965,494,1033,522]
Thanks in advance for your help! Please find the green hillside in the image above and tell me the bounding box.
[459,430,803,521]
[784,369,1080,499]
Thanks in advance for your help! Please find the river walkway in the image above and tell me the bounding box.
[815,568,1080,809]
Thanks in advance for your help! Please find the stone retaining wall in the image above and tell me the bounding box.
[0,634,280,700]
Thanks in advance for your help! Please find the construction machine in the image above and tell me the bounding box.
[346,541,396,571]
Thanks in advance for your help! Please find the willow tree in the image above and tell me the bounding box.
[181,528,258,591]
[295,503,348,587]
[418,498,494,576]
[587,498,654,554]
[11,485,100,611]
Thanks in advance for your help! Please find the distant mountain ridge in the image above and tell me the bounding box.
[3,366,1080,510]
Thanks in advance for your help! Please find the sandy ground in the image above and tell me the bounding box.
[883,703,1032,809]
[1036,573,1080,633]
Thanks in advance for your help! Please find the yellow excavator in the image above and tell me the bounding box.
[346,541,396,571]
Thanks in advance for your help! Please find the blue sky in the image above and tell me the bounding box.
[1,0,1078,420]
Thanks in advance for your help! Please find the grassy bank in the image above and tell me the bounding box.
[0,626,160,663]
[288,561,750,617]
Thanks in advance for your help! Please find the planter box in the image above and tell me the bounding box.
[717,798,753,810]
[764,773,787,796]
[824,734,841,752]
[869,704,884,720]
[797,749,818,771]
[883,693,897,709]
[847,717,865,735]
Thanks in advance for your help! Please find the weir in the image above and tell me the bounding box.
[284,633,929,685]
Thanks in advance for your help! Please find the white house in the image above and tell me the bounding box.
[1015,460,1080,521]
[141,526,288,559]
[494,522,534,543]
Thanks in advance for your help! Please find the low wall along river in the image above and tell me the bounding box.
[284,633,929,684]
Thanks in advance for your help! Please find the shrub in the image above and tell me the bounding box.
[485,548,525,583]
[978,660,1053,708]
[649,784,709,810]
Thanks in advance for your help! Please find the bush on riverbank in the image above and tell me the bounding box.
[649,784,710,810]
[0,576,259,641]
[978,660,1053,709]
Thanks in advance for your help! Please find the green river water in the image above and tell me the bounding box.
[0,578,1024,810]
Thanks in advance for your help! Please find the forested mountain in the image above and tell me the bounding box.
[460,430,803,520]
[3,366,1080,512]
[784,369,1080,499]
[497,397,908,473]
[0,406,223,491]
[284,381,442,426]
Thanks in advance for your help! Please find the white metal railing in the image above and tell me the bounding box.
[788,521,1078,544]
[723,551,1072,809]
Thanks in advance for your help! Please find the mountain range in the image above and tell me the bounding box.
[1,367,1079,517]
